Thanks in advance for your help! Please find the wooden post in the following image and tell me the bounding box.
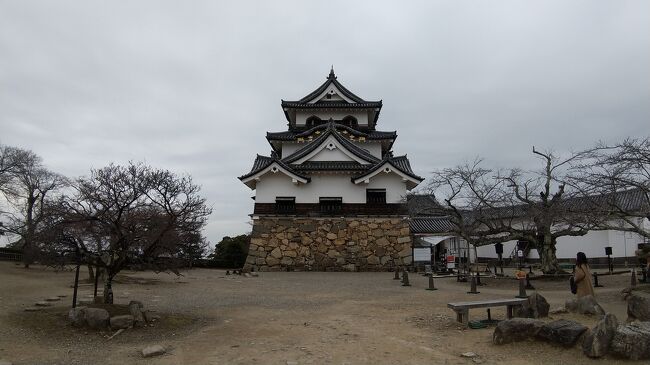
[93,266,100,298]
[72,264,80,308]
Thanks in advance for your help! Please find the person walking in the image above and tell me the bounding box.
[574,252,595,298]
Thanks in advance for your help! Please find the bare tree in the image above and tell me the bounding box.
[47,162,212,303]
[429,148,596,274]
[1,146,66,267]
[574,137,650,239]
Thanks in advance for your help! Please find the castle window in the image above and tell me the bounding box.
[306,116,323,128]
[275,197,295,214]
[341,116,358,127]
[319,197,342,214]
[366,189,386,204]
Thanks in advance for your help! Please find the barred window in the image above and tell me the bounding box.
[275,197,295,213]
[366,189,386,204]
[319,197,342,214]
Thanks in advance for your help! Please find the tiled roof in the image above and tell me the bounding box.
[410,216,456,234]
[292,161,370,172]
[267,123,396,141]
[281,122,381,164]
[407,195,447,216]
[352,154,424,183]
[289,68,373,104]
[281,101,383,109]
[238,154,310,182]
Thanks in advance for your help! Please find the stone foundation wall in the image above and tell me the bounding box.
[244,217,412,271]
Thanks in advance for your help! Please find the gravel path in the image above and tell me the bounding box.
[0,261,644,365]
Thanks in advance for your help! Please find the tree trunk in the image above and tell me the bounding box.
[538,235,560,274]
[87,265,95,282]
[102,275,114,304]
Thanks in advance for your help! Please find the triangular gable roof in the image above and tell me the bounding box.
[281,69,382,107]
[281,122,381,165]
[352,155,424,190]
[238,155,310,189]
[299,68,366,104]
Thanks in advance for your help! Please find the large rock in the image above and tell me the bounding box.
[582,313,619,358]
[68,307,87,327]
[627,291,650,322]
[84,308,110,329]
[129,300,145,327]
[514,293,550,319]
[493,318,544,345]
[565,295,605,316]
[611,322,650,360]
[110,314,134,329]
[142,344,166,358]
[536,319,588,347]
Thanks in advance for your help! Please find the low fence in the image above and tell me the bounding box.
[0,248,22,262]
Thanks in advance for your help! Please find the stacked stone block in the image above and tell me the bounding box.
[244,217,412,271]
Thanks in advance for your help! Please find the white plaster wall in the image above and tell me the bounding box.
[475,228,647,259]
[282,142,301,158]
[308,147,358,162]
[255,172,407,204]
[295,110,369,127]
[352,141,382,158]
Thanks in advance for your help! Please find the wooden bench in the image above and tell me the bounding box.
[447,298,528,326]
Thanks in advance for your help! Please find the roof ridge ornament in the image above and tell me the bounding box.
[328,65,336,80]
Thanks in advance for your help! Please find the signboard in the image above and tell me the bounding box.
[446,255,456,269]
[413,248,431,262]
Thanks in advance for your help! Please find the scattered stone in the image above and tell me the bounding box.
[621,287,633,300]
[536,319,588,347]
[45,297,61,302]
[68,307,87,327]
[626,291,650,322]
[251,272,259,277]
[110,315,134,329]
[143,311,161,322]
[582,313,619,358]
[549,307,568,315]
[514,293,549,318]
[472,358,483,364]
[142,345,166,358]
[34,301,52,307]
[107,328,124,340]
[84,308,110,329]
[493,318,544,345]
[24,307,42,312]
[129,300,145,327]
[460,352,477,358]
[611,321,650,360]
[565,295,605,316]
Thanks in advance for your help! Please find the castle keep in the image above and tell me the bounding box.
[239,69,423,271]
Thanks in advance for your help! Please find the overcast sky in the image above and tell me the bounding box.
[1,0,649,246]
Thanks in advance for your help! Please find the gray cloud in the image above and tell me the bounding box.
[1,0,649,245]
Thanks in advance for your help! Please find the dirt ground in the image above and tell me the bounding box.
[0,261,647,365]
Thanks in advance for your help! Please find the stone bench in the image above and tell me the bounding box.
[447,298,528,326]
